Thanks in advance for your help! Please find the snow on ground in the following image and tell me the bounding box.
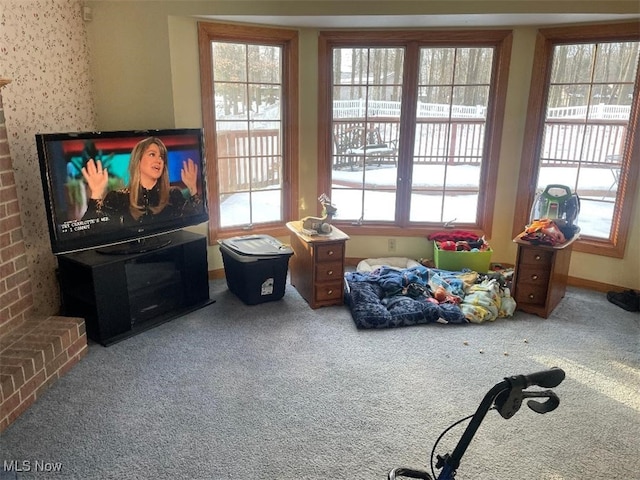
[221,164,615,239]
[331,164,614,237]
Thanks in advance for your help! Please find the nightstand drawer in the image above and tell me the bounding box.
[515,265,550,286]
[287,222,350,309]
[314,282,343,302]
[316,243,344,262]
[515,284,547,306]
[315,261,343,282]
[519,248,553,266]
[512,238,575,318]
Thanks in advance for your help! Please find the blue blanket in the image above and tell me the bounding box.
[345,266,468,328]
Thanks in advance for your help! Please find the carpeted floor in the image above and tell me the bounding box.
[1,280,638,479]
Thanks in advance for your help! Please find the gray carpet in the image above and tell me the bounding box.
[1,280,638,479]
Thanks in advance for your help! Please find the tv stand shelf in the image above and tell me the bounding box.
[57,230,213,346]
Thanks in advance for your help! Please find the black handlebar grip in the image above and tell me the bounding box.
[524,367,565,388]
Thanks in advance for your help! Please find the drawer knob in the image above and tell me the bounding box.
[327,289,333,295]
[534,254,541,261]
[531,274,538,280]
[528,293,535,299]
[327,270,333,276]
[328,250,334,256]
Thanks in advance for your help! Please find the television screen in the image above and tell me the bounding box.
[36,128,208,255]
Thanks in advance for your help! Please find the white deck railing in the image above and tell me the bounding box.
[335,99,631,121]
[547,104,630,120]
[333,99,487,119]
[213,101,629,189]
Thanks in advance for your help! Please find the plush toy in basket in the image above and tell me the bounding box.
[428,230,492,273]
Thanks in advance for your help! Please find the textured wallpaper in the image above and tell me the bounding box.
[0,0,96,315]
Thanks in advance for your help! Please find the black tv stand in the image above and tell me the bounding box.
[96,235,172,255]
[57,230,213,345]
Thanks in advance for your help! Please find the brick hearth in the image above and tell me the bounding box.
[0,316,87,430]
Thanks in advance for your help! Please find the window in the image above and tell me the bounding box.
[318,31,512,235]
[198,23,298,239]
[514,23,640,258]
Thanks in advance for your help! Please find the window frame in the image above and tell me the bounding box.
[198,22,299,241]
[513,22,640,258]
[317,30,513,237]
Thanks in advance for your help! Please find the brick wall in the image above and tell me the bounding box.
[0,79,33,337]
[0,80,88,432]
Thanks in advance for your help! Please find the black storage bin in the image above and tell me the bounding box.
[218,235,293,305]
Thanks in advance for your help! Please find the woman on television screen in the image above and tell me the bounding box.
[81,136,201,226]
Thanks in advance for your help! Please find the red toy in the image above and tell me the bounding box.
[439,241,457,251]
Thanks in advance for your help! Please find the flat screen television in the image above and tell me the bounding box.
[36,128,208,255]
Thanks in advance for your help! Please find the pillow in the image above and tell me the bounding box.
[357,256,421,272]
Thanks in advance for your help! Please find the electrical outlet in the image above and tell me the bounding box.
[82,5,93,22]
[388,238,396,253]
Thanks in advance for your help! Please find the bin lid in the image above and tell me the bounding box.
[218,235,293,257]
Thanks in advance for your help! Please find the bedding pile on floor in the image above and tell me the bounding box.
[345,263,516,329]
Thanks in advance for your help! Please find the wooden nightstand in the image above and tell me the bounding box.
[286,221,350,309]
[512,234,578,318]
